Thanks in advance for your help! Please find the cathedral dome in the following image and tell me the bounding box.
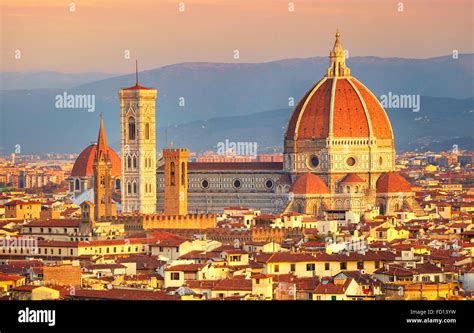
[285,32,393,141]
[376,172,412,193]
[290,173,330,195]
[71,144,121,177]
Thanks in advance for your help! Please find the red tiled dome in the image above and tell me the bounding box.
[290,173,330,195]
[340,173,365,183]
[71,144,121,177]
[376,172,412,193]
[285,77,393,141]
[285,32,393,142]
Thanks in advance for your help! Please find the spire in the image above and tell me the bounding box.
[135,59,138,85]
[326,30,350,78]
[96,113,109,161]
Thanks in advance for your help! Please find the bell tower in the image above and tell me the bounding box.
[93,114,116,220]
[119,62,158,214]
[163,148,189,215]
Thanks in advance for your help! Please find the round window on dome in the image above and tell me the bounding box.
[201,179,209,189]
[233,179,242,189]
[346,157,356,167]
[310,155,320,168]
[265,179,274,189]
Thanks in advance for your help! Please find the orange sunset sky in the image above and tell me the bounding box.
[1,0,473,73]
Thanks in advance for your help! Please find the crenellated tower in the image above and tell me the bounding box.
[163,148,189,215]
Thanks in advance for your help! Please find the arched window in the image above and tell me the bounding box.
[128,117,136,141]
[127,156,132,169]
[75,179,80,191]
[133,156,137,169]
[346,185,351,193]
[181,162,186,186]
[127,182,132,194]
[115,179,121,190]
[133,182,137,194]
[145,123,150,140]
[170,162,175,186]
[313,204,319,216]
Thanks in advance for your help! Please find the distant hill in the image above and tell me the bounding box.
[159,96,474,153]
[0,71,116,90]
[0,54,473,154]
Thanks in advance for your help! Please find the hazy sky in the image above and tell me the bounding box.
[2,0,473,73]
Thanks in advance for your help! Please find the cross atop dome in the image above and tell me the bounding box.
[326,30,351,78]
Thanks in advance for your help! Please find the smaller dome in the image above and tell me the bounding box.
[71,144,121,177]
[340,173,365,183]
[290,173,330,195]
[376,172,412,193]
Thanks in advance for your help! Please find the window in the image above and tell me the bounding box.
[265,179,273,189]
[145,123,150,140]
[128,117,136,141]
[346,157,356,167]
[133,156,137,169]
[375,261,380,269]
[310,155,319,168]
[357,262,364,270]
[171,272,180,280]
[340,262,347,270]
[127,182,132,194]
[324,263,330,271]
[133,182,137,194]
[230,255,241,262]
[170,162,175,186]
[290,264,296,272]
[306,263,315,271]
[127,156,132,169]
[181,162,186,185]
[233,179,241,189]
[75,179,80,190]
[274,265,280,273]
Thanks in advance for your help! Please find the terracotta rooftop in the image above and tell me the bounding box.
[290,173,330,195]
